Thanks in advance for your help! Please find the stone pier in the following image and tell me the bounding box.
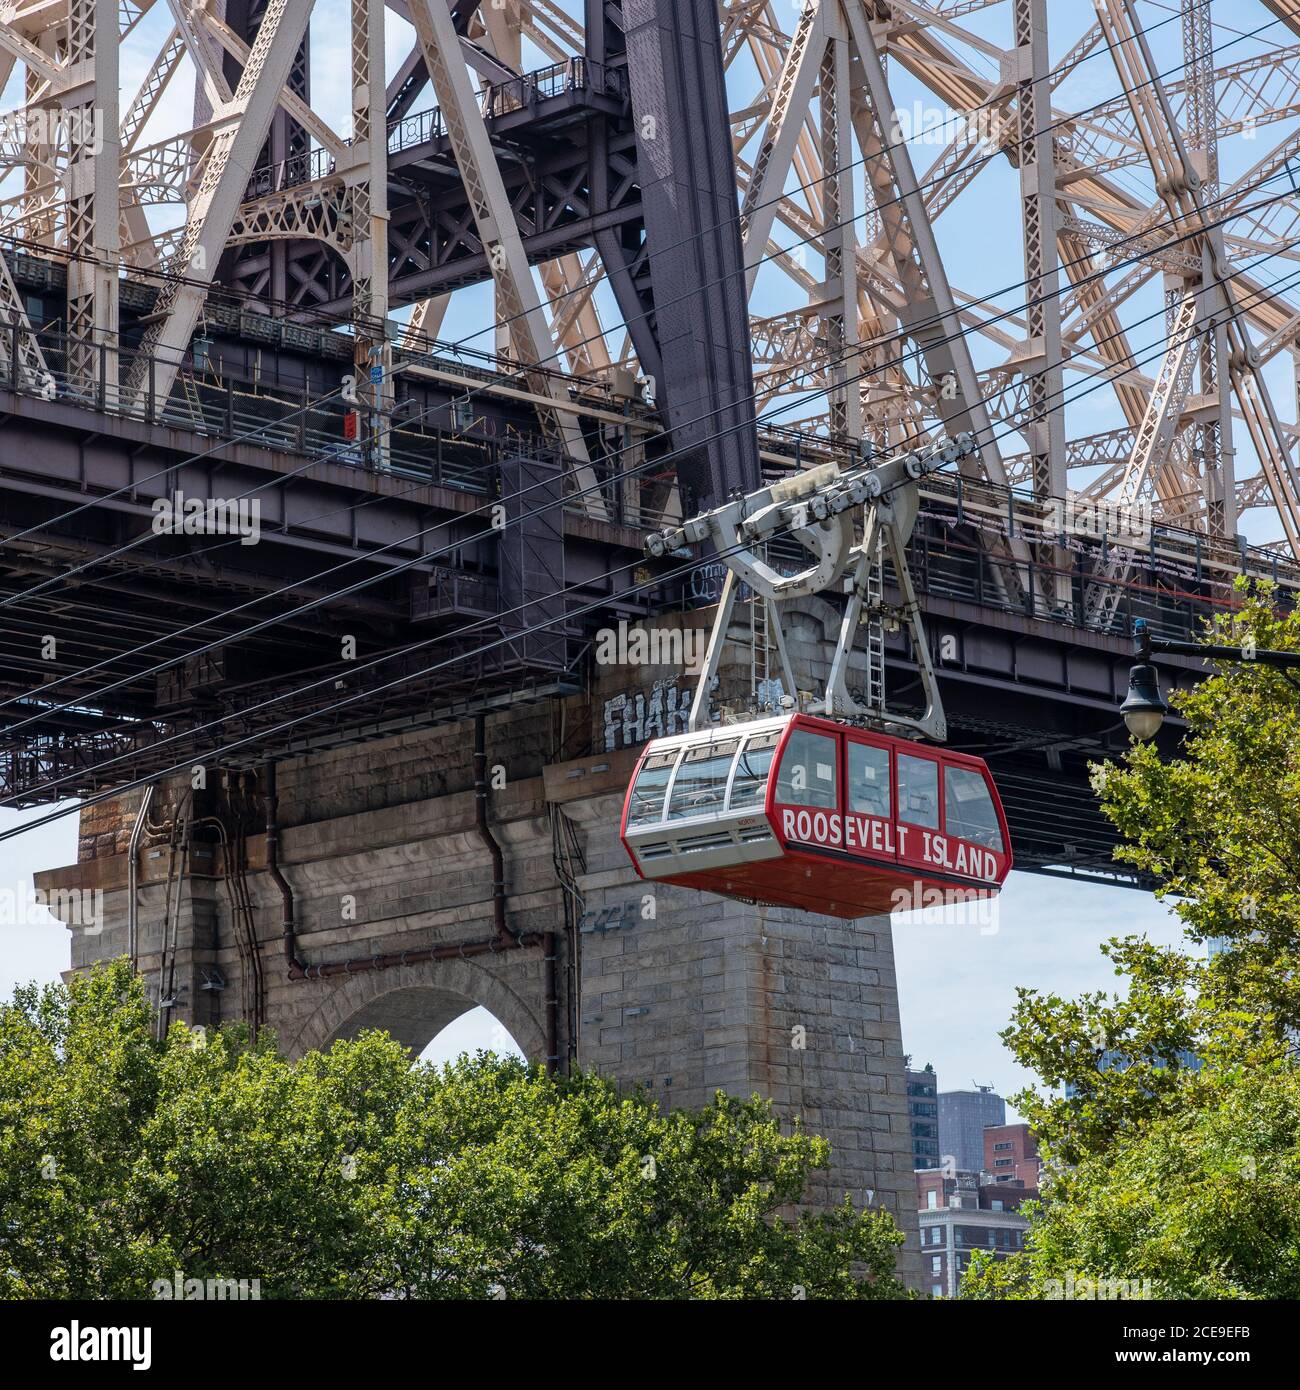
[36,605,923,1287]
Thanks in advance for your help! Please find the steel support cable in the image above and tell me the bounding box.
[4,198,1297,745]
[0,1,1277,573]
[8,250,1299,826]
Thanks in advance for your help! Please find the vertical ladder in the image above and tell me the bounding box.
[748,584,772,711]
[863,530,886,717]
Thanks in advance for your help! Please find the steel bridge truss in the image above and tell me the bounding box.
[3,0,1300,545]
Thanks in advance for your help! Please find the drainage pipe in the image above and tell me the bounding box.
[264,762,304,974]
[543,930,559,1076]
[127,783,156,972]
[474,712,511,944]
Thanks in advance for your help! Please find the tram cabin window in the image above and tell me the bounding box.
[729,731,780,811]
[667,740,739,820]
[897,753,939,829]
[944,766,1004,851]
[848,741,892,818]
[775,729,838,809]
[627,750,678,826]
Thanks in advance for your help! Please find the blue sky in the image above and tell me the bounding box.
[0,2,1270,1099]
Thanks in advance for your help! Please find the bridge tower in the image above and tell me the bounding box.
[38,607,925,1285]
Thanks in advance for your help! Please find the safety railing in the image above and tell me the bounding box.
[9,312,1294,631]
[388,57,623,154]
[900,521,1272,649]
[243,146,336,202]
[0,316,670,518]
[757,425,1300,646]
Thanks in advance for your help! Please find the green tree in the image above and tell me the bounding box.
[965,583,1300,1300]
[0,959,908,1300]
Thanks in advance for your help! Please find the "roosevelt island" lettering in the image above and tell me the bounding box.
[776,806,999,880]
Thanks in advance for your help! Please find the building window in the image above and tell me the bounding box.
[932,1284,943,1297]
[926,1191,937,1210]
[931,1255,942,1273]
[990,1199,1004,1212]
[995,1158,1013,1166]
[993,1141,1014,1152]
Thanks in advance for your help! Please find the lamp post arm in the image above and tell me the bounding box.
[1141,634,1300,670]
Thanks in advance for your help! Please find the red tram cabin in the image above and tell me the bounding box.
[620,713,1012,918]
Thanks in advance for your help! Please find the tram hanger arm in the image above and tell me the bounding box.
[644,433,976,559]
[649,432,976,741]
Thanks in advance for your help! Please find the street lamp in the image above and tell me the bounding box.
[1121,617,1300,740]
[1120,654,1168,741]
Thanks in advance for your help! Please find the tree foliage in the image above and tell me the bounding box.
[965,583,1300,1299]
[0,960,908,1299]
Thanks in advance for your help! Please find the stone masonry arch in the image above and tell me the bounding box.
[280,958,546,1063]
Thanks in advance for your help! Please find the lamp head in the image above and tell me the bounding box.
[1121,661,1168,740]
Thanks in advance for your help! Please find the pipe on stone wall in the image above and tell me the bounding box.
[474,715,559,1071]
[543,930,559,1076]
[273,722,561,1071]
[474,712,511,945]
[127,783,156,972]
[264,762,305,975]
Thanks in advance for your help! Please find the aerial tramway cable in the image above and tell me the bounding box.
[4,209,1296,757]
[7,249,1300,828]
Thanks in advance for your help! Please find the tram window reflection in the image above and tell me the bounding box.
[897,753,939,829]
[729,732,780,811]
[666,740,739,820]
[775,729,838,809]
[627,750,679,826]
[848,741,891,818]
[944,765,1004,851]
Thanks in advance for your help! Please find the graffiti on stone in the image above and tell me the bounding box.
[688,562,727,603]
[580,902,640,935]
[602,677,717,752]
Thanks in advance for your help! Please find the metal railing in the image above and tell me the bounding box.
[388,58,623,154]
[1,317,669,521]
[757,426,1300,645]
[7,312,1294,635]
[243,146,336,202]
